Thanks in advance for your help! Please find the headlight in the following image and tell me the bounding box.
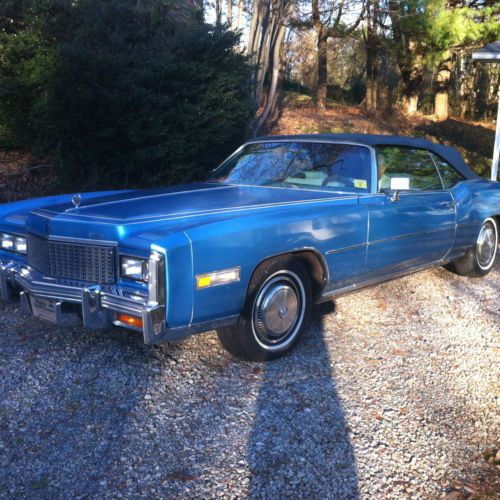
[0,233,27,255]
[120,256,149,282]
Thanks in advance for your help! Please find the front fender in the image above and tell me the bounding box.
[183,199,365,324]
[151,232,194,328]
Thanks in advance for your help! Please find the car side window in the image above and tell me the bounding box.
[376,147,443,192]
[429,152,466,189]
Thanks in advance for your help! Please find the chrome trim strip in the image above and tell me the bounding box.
[14,272,83,302]
[44,234,118,246]
[0,262,16,302]
[183,231,195,326]
[252,247,330,292]
[215,183,362,195]
[325,227,452,255]
[326,243,367,255]
[365,199,371,265]
[429,150,446,190]
[100,292,147,315]
[369,227,450,246]
[244,138,375,148]
[147,251,166,307]
[369,145,378,194]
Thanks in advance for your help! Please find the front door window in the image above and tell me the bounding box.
[376,147,443,192]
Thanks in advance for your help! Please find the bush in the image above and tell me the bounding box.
[0,0,252,189]
[0,0,56,151]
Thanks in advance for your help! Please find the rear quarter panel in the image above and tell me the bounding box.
[451,180,500,256]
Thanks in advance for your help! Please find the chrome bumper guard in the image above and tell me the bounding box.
[0,258,167,345]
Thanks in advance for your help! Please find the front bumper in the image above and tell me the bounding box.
[0,261,166,344]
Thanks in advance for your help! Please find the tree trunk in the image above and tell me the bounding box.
[236,0,244,30]
[215,0,222,25]
[247,0,266,60]
[316,31,328,109]
[255,13,276,110]
[434,55,453,120]
[247,0,292,134]
[403,94,419,114]
[400,51,424,114]
[254,19,288,132]
[365,39,378,111]
[389,2,424,115]
[364,0,379,111]
[312,0,327,109]
[227,0,233,26]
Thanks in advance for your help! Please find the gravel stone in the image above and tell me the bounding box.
[0,261,498,498]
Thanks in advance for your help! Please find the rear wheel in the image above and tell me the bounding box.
[217,257,312,361]
[446,218,498,277]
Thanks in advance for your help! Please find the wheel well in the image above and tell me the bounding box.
[250,250,328,301]
[493,215,500,231]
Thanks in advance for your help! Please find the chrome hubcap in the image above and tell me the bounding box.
[253,275,302,346]
[477,222,497,268]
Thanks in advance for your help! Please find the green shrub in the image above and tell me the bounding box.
[0,0,252,189]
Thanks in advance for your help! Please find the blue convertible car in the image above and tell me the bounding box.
[1,134,499,360]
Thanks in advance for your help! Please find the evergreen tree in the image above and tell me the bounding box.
[0,0,252,189]
[426,0,500,119]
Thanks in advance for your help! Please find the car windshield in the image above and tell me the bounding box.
[208,141,371,192]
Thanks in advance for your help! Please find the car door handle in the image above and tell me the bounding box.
[436,201,455,210]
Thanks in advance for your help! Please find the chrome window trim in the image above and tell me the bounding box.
[428,150,446,190]
[428,151,467,189]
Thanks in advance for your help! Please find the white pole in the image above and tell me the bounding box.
[492,88,500,181]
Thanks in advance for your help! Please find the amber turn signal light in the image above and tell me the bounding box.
[117,313,143,329]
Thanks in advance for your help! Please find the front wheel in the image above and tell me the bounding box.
[217,257,312,361]
[446,218,498,277]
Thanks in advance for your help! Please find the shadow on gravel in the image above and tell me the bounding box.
[246,301,359,498]
[0,316,168,497]
[445,258,500,322]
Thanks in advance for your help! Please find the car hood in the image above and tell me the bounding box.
[24,183,359,247]
[33,183,356,223]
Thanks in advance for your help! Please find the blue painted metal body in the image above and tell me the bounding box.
[1,137,500,337]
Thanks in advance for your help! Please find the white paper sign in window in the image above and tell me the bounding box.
[390,177,410,190]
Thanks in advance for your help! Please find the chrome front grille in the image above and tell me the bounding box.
[27,233,116,284]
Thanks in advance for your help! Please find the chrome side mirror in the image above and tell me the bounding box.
[390,190,400,203]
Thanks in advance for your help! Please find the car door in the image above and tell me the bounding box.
[363,146,456,275]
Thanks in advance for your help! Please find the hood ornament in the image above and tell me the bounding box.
[72,193,82,209]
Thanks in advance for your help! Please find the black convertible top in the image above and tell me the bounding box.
[252,133,479,180]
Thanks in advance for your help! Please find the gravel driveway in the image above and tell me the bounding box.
[0,262,498,498]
